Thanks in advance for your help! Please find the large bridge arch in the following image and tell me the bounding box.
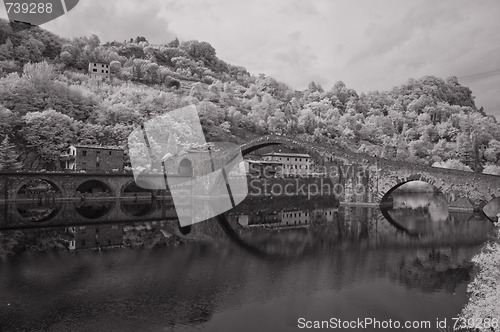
[240,135,329,165]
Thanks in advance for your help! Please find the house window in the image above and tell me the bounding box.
[106,65,109,68]
[105,70,108,73]
[81,240,86,246]
[93,69,97,72]
[101,70,104,73]
[96,162,100,169]
[94,63,96,66]
[109,151,112,155]
[82,150,87,156]
[82,162,87,170]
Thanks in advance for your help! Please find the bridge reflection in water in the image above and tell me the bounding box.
[0,193,495,258]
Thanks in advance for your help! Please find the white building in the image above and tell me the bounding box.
[88,62,110,79]
[280,208,337,226]
[262,152,311,176]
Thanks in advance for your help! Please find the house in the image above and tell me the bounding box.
[88,62,110,79]
[262,152,311,176]
[68,225,123,250]
[60,145,124,171]
[244,159,282,177]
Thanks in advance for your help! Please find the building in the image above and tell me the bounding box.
[69,225,123,250]
[88,62,110,79]
[244,159,282,177]
[280,208,336,226]
[262,152,311,176]
[60,145,124,172]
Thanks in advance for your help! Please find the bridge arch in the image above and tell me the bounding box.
[13,177,64,200]
[74,200,115,220]
[380,174,450,236]
[120,179,155,196]
[380,173,446,204]
[240,135,328,165]
[74,178,114,197]
[13,201,64,223]
[178,158,193,176]
[119,179,156,217]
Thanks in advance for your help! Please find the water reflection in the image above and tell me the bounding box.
[0,225,494,332]
[380,181,450,236]
[75,201,115,219]
[483,196,500,222]
[16,201,62,223]
[0,193,497,332]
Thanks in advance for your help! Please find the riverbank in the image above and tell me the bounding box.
[460,223,500,331]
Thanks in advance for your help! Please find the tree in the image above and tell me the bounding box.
[20,109,78,168]
[22,61,56,87]
[0,136,22,170]
[484,140,500,163]
[0,38,13,61]
[0,105,18,135]
[134,36,148,44]
[167,38,180,48]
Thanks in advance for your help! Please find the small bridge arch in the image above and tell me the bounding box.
[13,177,65,200]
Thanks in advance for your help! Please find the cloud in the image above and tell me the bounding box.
[42,0,176,44]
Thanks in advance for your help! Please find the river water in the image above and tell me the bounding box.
[0,191,496,332]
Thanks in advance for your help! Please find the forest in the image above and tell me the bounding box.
[0,18,499,174]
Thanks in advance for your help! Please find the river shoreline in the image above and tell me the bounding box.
[460,224,500,331]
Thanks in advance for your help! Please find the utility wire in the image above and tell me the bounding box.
[458,68,500,81]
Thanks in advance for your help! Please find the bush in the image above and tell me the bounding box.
[461,226,500,331]
[483,163,500,175]
[432,159,472,171]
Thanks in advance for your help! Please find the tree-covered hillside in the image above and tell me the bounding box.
[0,19,499,174]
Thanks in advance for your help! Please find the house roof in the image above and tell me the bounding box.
[70,144,124,151]
[262,152,311,158]
[246,159,282,164]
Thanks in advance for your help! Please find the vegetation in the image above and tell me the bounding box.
[1,18,500,173]
[0,135,22,170]
[460,225,500,331]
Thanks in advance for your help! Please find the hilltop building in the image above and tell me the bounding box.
[60,145,124,171]
[88,62,110,79]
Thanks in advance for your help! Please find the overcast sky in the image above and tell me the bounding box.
[2,0,500,119]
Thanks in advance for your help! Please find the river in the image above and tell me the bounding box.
[0,191,496,331]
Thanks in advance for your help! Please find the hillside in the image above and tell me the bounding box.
[0,19,499,173]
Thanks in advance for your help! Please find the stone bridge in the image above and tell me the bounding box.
[241,135,500,207]
[1,134,500,217]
